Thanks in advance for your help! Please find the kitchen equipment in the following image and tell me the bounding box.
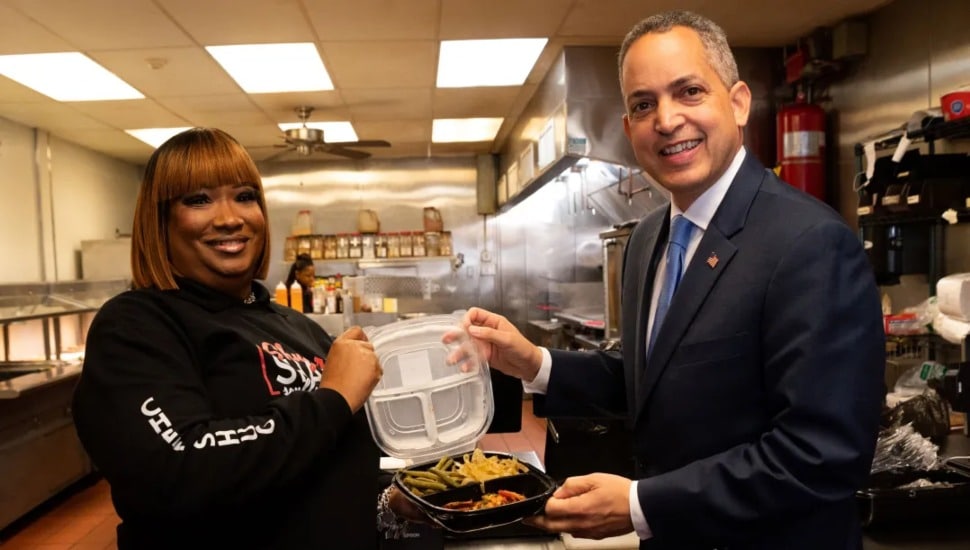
[941,87,970,121]
[392,451,555,533]
[600,222,635,341]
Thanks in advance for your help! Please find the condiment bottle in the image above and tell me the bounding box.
[275,282,288,306]
[289,282,303,312]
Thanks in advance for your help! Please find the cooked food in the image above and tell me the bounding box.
[400,450,530,497]
[442,489,526,511]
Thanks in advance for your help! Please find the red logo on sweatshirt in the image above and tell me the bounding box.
[257,342,324,395]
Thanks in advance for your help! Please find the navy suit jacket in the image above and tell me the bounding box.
[542,152,885,549]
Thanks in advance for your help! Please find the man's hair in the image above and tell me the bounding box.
[618,10,739,89]
[130,127,270,290]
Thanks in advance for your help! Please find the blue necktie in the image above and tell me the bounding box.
[648,215,694,359]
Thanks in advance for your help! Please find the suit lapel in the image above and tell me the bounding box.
[634,153,769,420]
[628,210,667,405]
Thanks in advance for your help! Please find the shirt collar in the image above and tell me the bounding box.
[670,146,747,231]
[171,277,270,312]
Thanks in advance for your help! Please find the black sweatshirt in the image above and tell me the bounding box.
[72,278,380,549]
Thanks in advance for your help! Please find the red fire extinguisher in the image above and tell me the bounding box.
[777,96,826,202]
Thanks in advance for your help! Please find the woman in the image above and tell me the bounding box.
[72,128,416,548]
[285,252,316,312]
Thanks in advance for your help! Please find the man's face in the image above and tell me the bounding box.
[167,184,265,297]
[621,26,751,210]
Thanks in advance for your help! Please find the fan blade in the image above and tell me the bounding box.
[318,144,371,159]
[344,139,391,148]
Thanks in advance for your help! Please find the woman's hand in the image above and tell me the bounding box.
[319,326,381,412]
[388,486,429,523]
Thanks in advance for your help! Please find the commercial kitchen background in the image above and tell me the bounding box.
[1,0,970,545]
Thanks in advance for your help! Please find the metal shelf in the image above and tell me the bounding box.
[855,116,970,156]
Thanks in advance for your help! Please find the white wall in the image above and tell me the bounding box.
[0,116,141,283]
[0,117,43,282]
[49,135,140,280]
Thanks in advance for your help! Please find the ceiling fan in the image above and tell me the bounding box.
[265,105,391,161]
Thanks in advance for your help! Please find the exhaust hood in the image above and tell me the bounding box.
[495,46,667,224]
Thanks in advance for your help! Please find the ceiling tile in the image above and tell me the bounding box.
[343,88,433,121]
[5,0,193,50]
[154,95,275,127]
[89,47,242,98]
[433,87,520,118]
[0,3,75,53]
[156,0,316,45]
[246,92,346,121]
[439,0,571,39]
[68,99,190,128]
[51,127,154,160]
[303,0,441,41]
[323,41,437,89]
[353,119,430,143]
[0,101,110,130]
[0,77,52,103]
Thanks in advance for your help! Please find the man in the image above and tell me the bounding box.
[457,10,885,550]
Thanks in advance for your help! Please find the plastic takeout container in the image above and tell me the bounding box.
[392,451,556,533]
[364,314,494,463]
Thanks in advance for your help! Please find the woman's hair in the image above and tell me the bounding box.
[130,127,271,290]
[618,10,739,89]
[285,253,315,288]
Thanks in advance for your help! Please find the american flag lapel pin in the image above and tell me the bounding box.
[706,252,719,269]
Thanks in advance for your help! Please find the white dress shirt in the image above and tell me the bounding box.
[523,146,747,540]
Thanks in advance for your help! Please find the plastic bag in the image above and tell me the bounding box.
[883,387,951,441]
[893,361,948,397]
[869,423,941,475]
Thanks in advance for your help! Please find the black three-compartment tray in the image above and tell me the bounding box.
[857,457,970,528]
[393,451,557,533]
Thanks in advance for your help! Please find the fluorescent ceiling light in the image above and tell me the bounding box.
[437,38,548,88]
[0,52,143,101]
[206,43,333,93]
[279,121,358,142]
[125,127,193,148]
[432,118,504,143]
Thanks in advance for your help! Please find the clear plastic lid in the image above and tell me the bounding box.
[364,314,493,462]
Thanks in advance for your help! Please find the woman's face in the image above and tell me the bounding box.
[167,183,266,298]
[296,265,316,289]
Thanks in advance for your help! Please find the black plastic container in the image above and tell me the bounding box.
[393,452,557,533]
[857,458,970,528]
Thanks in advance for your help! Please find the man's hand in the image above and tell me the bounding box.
[525,473,635,540]
[446,307,542,382]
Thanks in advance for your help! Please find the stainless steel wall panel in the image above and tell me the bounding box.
[258,156,486,316]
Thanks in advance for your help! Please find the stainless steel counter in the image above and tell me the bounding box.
[0,362,82,399]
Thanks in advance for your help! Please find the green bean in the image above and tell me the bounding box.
[404,477,448,491]
[400,469,439,480]
[430,467,460,488]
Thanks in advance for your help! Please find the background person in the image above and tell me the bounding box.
[72,127,416,549]
[285,252,316,312]
[455,10,885,550]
